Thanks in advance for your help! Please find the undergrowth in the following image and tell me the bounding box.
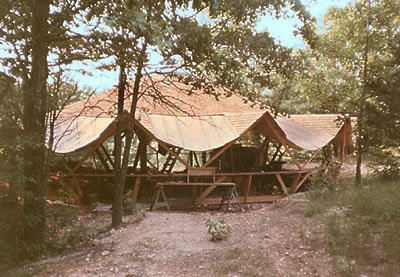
[305,178,400,276]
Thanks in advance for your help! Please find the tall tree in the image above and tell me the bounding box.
[0,0,97,250]
[21,0,51,244]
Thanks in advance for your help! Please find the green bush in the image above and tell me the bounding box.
[369,148,400,180]
[206,218,232,241]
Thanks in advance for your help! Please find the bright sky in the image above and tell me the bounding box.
[69,0,351,92]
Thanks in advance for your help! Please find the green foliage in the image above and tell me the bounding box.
[307,179,400,276]
[206,217,232,241]
[269,0,400,172]
[369,148,400,180]
[303,173,342,217]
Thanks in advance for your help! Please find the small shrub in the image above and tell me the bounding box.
[206,218,232,241]
[369,148,400,180]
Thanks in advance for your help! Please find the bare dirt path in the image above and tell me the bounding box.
[27,197,333,277]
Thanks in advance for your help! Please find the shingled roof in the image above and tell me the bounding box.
[52,75,350,154]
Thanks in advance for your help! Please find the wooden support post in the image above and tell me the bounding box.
[289,173,301,194]
[244,175,253,203]
[132,141,142,170]
[275,174,288,194]
[132,177,141,205]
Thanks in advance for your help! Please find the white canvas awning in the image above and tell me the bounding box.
[141,114,239,152]
[275,116,334,151]
[50,112,341,154]
[51,116,114,154]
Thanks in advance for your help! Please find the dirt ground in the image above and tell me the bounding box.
[18,195,336,277]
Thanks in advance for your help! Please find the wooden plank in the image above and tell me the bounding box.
[187,167,216,177]
[157,182,235,186]
[229,147,236,172]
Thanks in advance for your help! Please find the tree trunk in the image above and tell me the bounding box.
[355,131,363,185]
[356,0,371,186]
[111,41,148,228]
[22,0,50,244]
[112,64,126,228]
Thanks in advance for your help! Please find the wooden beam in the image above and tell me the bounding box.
[100,144,114,168]
[282,144,302,170]
[270,142,282,162]
[160,143,189,168]
[70,121,118,173]
[302,149,321,169]
[290,171,313,193]
[202,195,282,205]
[72,145,99,173]
[193,152,200,167]
[95,149,110,170]
[203,141,236,168]
[289,173,301,194]
[244,175,253,203]
[146,158,158,170]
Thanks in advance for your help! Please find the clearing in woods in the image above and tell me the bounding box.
[20,196,334,277]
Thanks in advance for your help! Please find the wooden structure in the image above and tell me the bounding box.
[150,167,238,210]
[50,75,352,207]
